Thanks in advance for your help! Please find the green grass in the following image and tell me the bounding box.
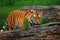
[0,0,60,30]
[40,18,53,24]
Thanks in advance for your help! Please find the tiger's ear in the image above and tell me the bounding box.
[30,10,35,13]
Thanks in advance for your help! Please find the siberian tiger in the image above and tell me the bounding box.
[4,10,43,30]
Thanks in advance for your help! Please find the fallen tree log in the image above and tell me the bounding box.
[0,22,60,40]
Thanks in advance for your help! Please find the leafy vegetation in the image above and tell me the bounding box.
[24,18,29,29]
[40,18,53,24]
[0,0,60,30]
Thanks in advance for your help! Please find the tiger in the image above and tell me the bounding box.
[3,10,43,30]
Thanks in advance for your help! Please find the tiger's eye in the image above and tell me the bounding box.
[33,14,36,17]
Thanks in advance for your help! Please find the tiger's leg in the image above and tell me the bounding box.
[9,28,12,30]
[13,23,22,30]
[14,26,21,30]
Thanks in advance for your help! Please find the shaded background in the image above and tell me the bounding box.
[0,0,60,29]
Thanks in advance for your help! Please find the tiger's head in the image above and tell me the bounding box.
[25,10,43,26]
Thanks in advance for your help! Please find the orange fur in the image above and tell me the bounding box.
[4,10,42,30]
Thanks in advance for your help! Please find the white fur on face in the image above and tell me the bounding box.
[38,15,41,17]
